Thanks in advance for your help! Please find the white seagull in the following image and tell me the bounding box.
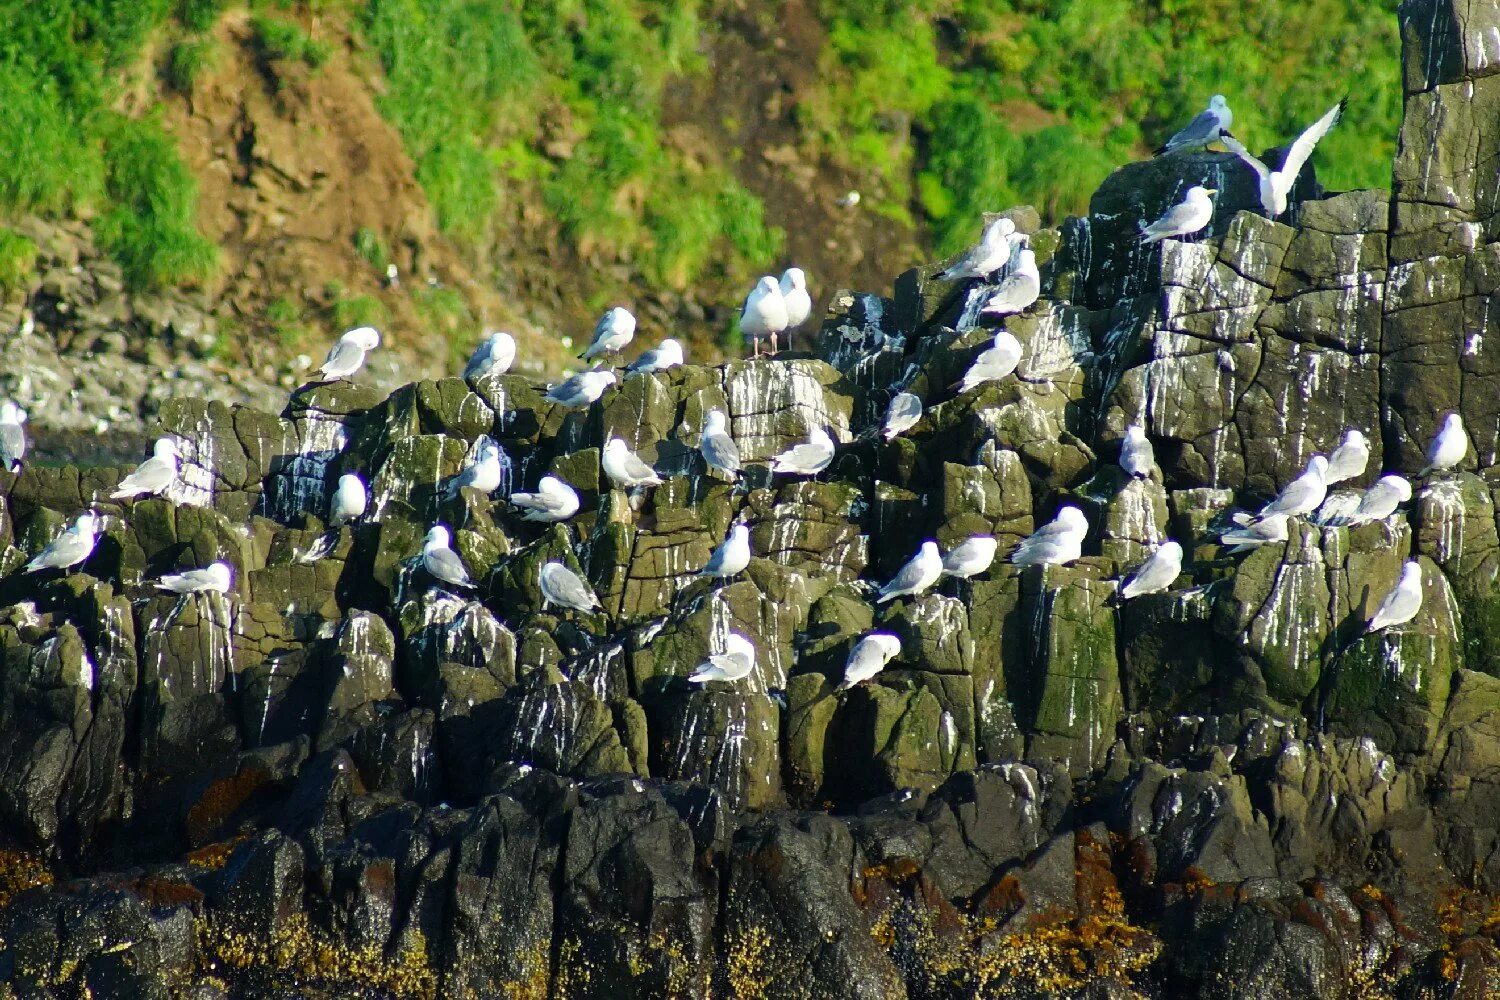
[1220,512,1290,553]
[957,330,1023,394]
[942,536,999,579]
[1256,455,1328,520]
[771,427,835,476]
[0,401,26,472]
[1221,100,1346,218]
[422,525,474,588]
[26,511,99,573]
[315,326,380,382]
[839,633,902,689]
[510,475,580,522]
[625,338,684,376]
[602,438,663,490]
[780,267,812,330]
[1120,425,1155,479]
[1324,429,1370,485]
[1353,474,1412,524]
[156,561,234,595]
[464,332,516,379]
[579,307,637,362]
[1119,541,1183,600]
[699,409,741,481]
[330,472,367,526]
[882,393,923,440]
[545,369,617,409]
[539,561,601,613]
[1012,507,1088,567]
[700,524,751,579]
[110,438,180,500]
[1140,186,1217,244]
[980,248,1041,317]
[1366,561,1423,633]
[877,541,943,603]
[444,438,504,500]
[741,276,789,356]
[1420,413,1468,476]
[938,217,1015,281]
[688,632,757,684]
[1156,95,1234,155]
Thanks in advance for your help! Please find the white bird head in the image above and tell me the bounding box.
[607,307,636,334]
[864,632,903,662]
[205,562,234,591]
[1382,474,1414,502]
[154,438,180,459]
[338,472,366,495]
[345,326,381,350]
[729,523,749,545]
[704,409,729,434]
[1209,94,1229,111]
[982,217,1017,244]
[657,339,684,365]
[919,540,940,561]
[1307,455,1329,480]
[0,401,25,424]
[1015,248,1039,273]
[780,267,807,292]
[1125,424,1148,444]
[1399,560,1423,587]
[1443,413,1464,434]
[1341,429,1367,448]
[424,525,451,548]
[604,438,629,456]
[723,632,757,663]
[1056,506,1089,534]
[1157,540,1184,562]
[1187,185,1217,202]
[538,474,568,494]
[74,511,99,535]
[755,275,780,297]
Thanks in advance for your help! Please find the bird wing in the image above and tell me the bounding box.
[425,548,472,585]
[112,456,175,496]
[1355,481,1400,520]
[547,567,598,609]
[1313,490,1362,527]
[318,339,363,378]
[1260,475,1318,516]
[1280,99,1346,183]
[1161,108,1222,152]
[625,348,657,373]
[1147,197,1208,236]
[702,432,741,471]
[0,423,24,467]
[1220,134,1270,182]
[32,531,94,570]
[885,394,922,430]
[772,441,829,472]
[880,556,928,597]
[623,452,658,481]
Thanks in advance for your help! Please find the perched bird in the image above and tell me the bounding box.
[1256,455,1329,520]
[1119,541,1183,600]
[544,369,617,409]
[780,267,812,330]
[1222,100,1346,218]
[1366,561,1424,633]
[980,248,1041,317]
[110,438,180,500]
[626,338,684,376]
[878,541,943,603]
[579,307,637,361]
[1155,94,1234,155]
[315,326,381,382]
[1120,425,1155,479]
[1420,413,1468,476]
[463,331,516,379]
[699,409,742,481]
[330,472,367,526]
[421,525,474,589]
[602,438,663,490]
[881,393,923,441]
[1324,429,1370,485]
[1220,512,1290,553]
[938,217,1015,281]
[688,632,757,684]
[771,427,835,476]
[156,561,234,595]
[1352,474,1413,524]
[0,401,26,473]
[25,511,98,573]
[445,438,504,500]
[957,331,1023,394]
[741,276,789,356]
[941,536,999,579]
[839,633,902,689]
[1012,507,1089,567]
[510,475,580,522]
[700,524,751,579]
[539,561,601,613]
[1140,186,1218,244]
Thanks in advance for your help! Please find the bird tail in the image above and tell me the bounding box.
[1152,142,1170,156]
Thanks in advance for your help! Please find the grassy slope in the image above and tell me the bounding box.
[0,0,1402,349]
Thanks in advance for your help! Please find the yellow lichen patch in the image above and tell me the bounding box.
[184,766,273,845]
[552,938,596,998]
[724,922,776,999]
[0,850,53,909]
[195,911,436,998]
[184,834,249,870]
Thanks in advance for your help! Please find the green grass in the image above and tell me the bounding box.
[165,37,216,92]
[0,228,37,291]
[328,292,389,330]
[251,14,332,68]
[352,226,389,272]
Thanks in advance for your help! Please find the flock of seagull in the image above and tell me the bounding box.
[0,92,1456,691]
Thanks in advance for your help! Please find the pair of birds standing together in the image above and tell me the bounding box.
[1140,95,1348,244]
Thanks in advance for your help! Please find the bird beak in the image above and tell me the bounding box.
[1204,188,1220,195]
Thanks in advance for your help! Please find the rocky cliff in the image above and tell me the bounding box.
[2,1,1500,997]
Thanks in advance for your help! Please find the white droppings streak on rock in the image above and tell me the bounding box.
[272,414,347,521]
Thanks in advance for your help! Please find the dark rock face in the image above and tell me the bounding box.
[5,4,1500,996]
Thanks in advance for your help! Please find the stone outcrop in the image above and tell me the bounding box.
[3,2,1500,995]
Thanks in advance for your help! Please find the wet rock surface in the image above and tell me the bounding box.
[3,4,1500,996]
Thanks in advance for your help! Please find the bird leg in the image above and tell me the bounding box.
[771,332,779,355]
